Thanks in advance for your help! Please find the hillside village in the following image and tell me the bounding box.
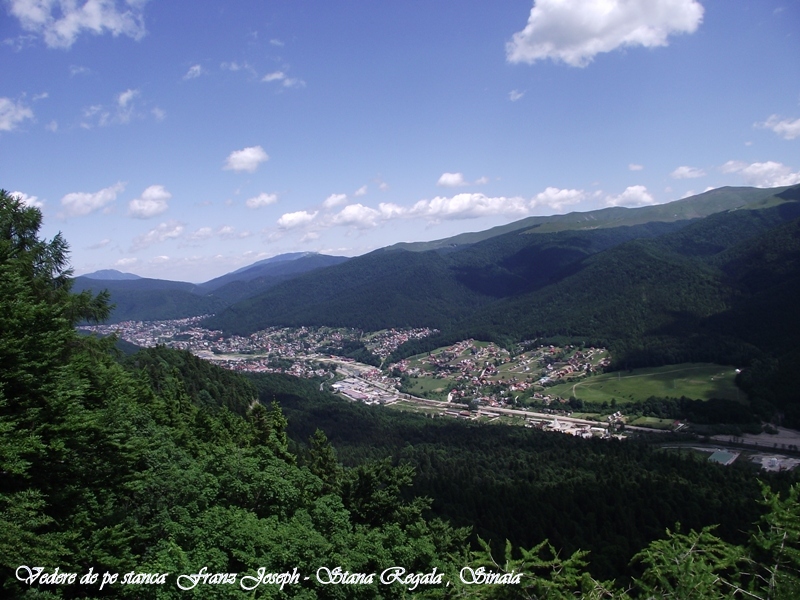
[81,318,609,410]
[389,339,611,408]
[80,318,438,378]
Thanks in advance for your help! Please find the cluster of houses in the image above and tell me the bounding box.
[80,318,439,378]
[363,328,439,359]
[80,315,214,348]
[390,341,611,410]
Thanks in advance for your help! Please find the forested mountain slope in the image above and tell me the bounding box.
[209,185,800,352]
[205,248,495,334]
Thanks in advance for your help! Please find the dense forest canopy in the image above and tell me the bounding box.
[2,189,800,598]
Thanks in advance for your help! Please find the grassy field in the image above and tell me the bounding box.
[629,417,675,429]
[403,375,454,399]
[547,363,740,404]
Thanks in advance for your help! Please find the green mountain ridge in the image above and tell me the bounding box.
[389,185,790,252]
[208,185,800,345]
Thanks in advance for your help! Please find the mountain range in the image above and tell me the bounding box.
[73,251,349,322]
[75,183,800,423]
[203,185,800,342]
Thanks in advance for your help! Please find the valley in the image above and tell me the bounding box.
[82,317,754,438]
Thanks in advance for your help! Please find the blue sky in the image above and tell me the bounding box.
[2,0,799,282]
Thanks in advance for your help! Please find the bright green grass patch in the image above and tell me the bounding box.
[629,417,675,430]
[547,363,740,404]
[403,376,454,398]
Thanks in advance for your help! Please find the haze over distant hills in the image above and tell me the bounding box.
[72,252,349,322]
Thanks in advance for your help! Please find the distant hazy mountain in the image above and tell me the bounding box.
[74,252,349,323]
[199,252,349,295]
[72,276,218,322]
[80,269,142,280]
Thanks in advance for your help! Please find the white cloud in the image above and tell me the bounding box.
[507,0,704,67]
[281,77,305,89]
[437,172,467,187]
[332,203,382,228]
[131,221,185,251]
[128,184,170,218]
[0,97,34,131]
[277,210,317,229]
[354,185,368,197]
[89,238,110,249]
[116,88,139,123]
[605,185,656,207]
[117,88,138,108]
[474,176,489,185]
[323,193,348,208]
[79,88,156,127]
[10,190,43,209]
[245,192,278,208]
[377,202,405,220]
[270,38,284,46]
[114,257,138,268]
[262,70,305,88]
[188,227,213,241]
[61,182,125,217]
[722,160,800,187]
[274,186,599,233]
[224,146,269,173]
[183,64,203,80]
[221,61,253,73]
[411,193,531,220]
[533,187,586,210]
[69,64,91,76]
[756,115,800,140]
[8,0,149,49]
[218,225,251,240]
[671,165,706,179]
[187,225,250,242]
[509,90,525,102]
[628,163,644,171]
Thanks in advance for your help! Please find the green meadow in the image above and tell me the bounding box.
[547,363,740,404]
